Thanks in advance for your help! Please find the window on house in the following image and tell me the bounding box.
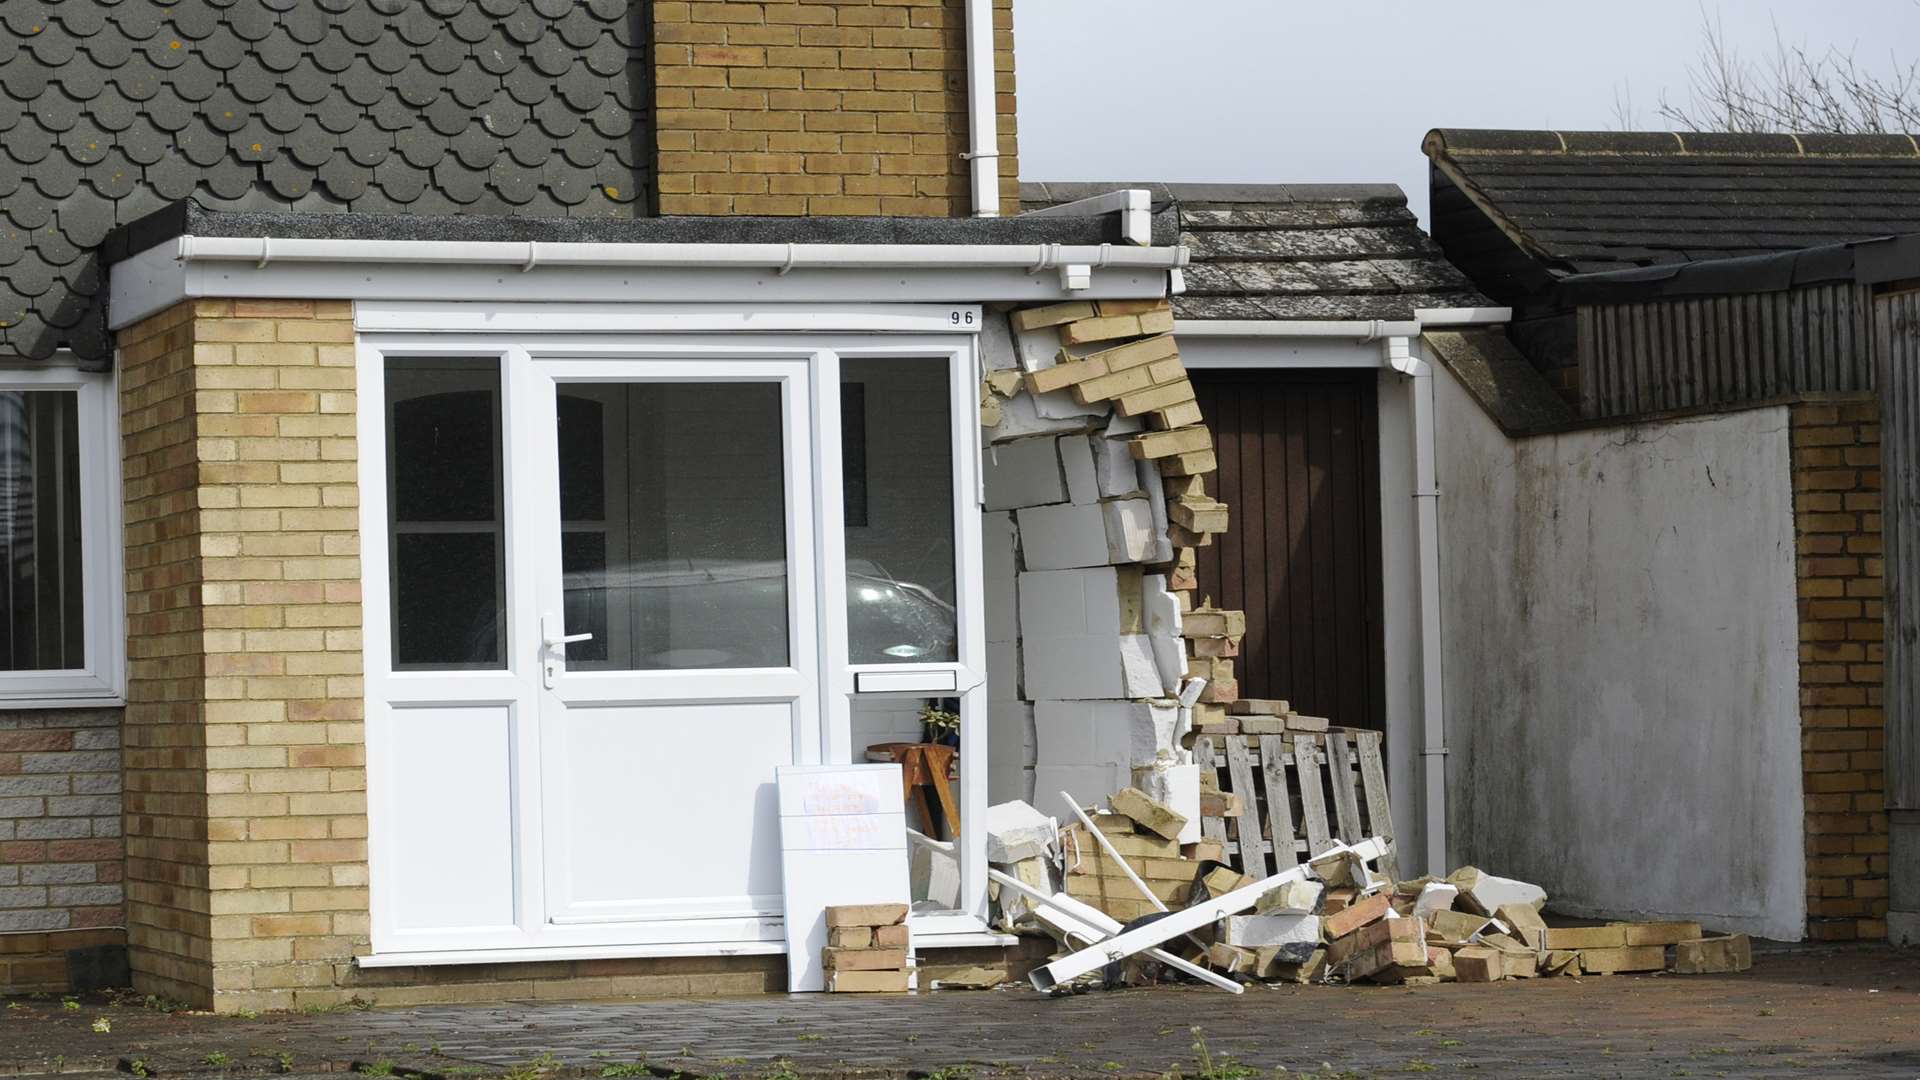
[839,357,957,665]
[385,357,508,670]
[0,369,121,706]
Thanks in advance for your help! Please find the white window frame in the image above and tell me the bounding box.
[356,304,1001,965]
[0,362,125,708]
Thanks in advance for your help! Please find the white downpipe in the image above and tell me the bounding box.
[1384,335,1448,876]
[174,236,1186,271]
[962,0,1000,217]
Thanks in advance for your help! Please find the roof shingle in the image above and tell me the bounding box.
[0,0,651,366]
[1021,181,1489,322]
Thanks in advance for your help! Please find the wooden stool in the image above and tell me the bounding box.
[867,741,960,840]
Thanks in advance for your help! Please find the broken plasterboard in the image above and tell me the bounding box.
[777,764,912,993]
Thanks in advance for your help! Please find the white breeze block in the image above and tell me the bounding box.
[1034,765,1130,821]
[985,437,1067,511]
[1135,463,1174,565]
[1015,322,1062,373]
[988,765,1036,808]
[1224,913,1321,950]
[1025,636,1148,700]
[1059,435,1100,505]
[1095,432,1142,498]
[1133,761,1201,844]
[984,511,1019,644]
[987,701,1036,768]
[981,311,1019,370]
[985,800,1056,863]
[1117,633,1164,698]
[1142,574,1185,695]
[1017,503,1111,570]
[1103,497,1157,564]
[1034,700,1177,771]
[991,390,1100,441]
[1018,568,1123,640]
[987,640,1020,703]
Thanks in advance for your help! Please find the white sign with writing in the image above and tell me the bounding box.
[776,763,911,992]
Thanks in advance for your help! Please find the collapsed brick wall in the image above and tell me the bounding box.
[1790,397,1889,941]
[0,708,124,991]
[654,0,1019,216]
[982,300,1239,825]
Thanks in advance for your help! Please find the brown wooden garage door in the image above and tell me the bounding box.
[1192,369,1386,731]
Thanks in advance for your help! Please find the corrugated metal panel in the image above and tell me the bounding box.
[1881,289,1920,810]
[1579,283,1876,419]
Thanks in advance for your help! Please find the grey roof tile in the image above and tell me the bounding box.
[5,2,650,365]
[1021,181,1492,321]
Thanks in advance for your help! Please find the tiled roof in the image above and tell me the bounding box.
[0,0,649,366]
[1424,128,1920,276]
[1020,182,1491,321]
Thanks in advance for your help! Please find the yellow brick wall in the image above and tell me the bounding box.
[1791,398,1888,942]
[119,299,367,1010]
[654,0,1019,216]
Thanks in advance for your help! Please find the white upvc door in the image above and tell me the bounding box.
[361,322,991,962]
[519,354,822,937]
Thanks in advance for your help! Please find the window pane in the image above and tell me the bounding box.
[0,391,83,672]
[840,358,957,664]
[557,382,789,670]
[386,358,505,669]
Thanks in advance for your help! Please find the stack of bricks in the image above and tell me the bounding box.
[653,0,1019,217]
[120,298,368,1010]
[0,708,125,991]
[1789,397,1888,942]
[823,903,911,992]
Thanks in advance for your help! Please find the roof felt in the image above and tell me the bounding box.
[1020,181,1490,321]
[1424,128,1920,277]
[106,199,1156,259]
[0,0,649,367]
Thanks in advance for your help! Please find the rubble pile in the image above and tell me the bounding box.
[988,790,1754,992]
[822,904,912,993]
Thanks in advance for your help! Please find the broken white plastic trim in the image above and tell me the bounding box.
[986,869,1241,994]
[1030,838,1388,992]
[1023,188,1156,247]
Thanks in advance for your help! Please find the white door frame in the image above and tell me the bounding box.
[357,312,992,963]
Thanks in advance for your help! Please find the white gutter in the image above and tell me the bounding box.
[176,236,1184,274]
[1173,308,1512,340]
[963,0,1000,217]
[1384,335,1449,877]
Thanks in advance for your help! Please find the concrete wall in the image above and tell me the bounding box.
[1435,366,1807,940]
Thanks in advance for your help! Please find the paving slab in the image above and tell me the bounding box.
[1,944,1917,1079]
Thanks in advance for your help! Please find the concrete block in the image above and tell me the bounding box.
[1668,934,1752,973]
[1103,497,1157,564]
[1132,761,1200,842]
[1254,879,1325,916]
[1579,945,1664,974]
[1019,568,1123,640]
[1059,435,1099,505]
[1448,866,1547,915]
[1224,913,1320,959]
[1034,765,1130,820]
[986,761,1035,809]
[911,841,961,909]
[1094,432,1142,497]
[1034,700,1173,772]
[990,389,1100,441]
[981,312,1019,370]
[1142,574,1185,695]
[1135,463,1175,564]
[1117,633,1163,698]
[1108,786,1187,840]
[985,800,1056,863]
[987,701,1035,768]
[987,640,1019,703]
[985,437,1067,511]
[1017,503,1111,570]
[1015,321,1069,371]
[984,512,1019,644]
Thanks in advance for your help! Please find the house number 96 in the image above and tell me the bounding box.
[949,310,976,326]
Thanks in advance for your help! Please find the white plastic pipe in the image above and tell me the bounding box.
[176,236,1186,271]
[1060,791,1166,913]
[963,0,1000,217]
[986,868,1241,993]
[1384,336,1448,877]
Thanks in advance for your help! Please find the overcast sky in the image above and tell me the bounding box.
[1015,1,1920,225]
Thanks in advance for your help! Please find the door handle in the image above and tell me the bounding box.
[540,615,593,689]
